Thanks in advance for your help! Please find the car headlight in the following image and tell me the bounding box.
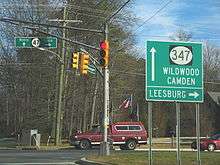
[74,136,78,138]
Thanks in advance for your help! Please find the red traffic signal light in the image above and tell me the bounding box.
[99,40,109,67]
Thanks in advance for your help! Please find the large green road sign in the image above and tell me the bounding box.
[15,37,57,48]
[146,40,203,102]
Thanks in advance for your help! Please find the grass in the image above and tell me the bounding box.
[87,151,220,165]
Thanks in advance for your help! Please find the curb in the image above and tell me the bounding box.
[76,158,107,165]
[0,147,17,150]
[0,146,76,151]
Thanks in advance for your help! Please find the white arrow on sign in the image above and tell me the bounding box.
[188,92,199,98]
[150,47,156,81]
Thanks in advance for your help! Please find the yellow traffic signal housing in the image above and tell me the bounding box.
[80,53,90,75]
[72,52,79,69]
[99,40,109,67]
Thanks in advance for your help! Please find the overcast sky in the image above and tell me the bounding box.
[132,0,220,56]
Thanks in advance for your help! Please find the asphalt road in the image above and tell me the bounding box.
[0,149,97,165]
[1,148,215,165]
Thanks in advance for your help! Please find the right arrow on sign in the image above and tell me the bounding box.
[188,92,199,98]
[150,47,156,81]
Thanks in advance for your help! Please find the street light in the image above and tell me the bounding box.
[37,47,64,64]
[36,46,65,146]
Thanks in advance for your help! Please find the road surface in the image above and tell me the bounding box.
[0,149,95,165]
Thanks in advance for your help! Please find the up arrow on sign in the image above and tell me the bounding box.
[150,47,156,81]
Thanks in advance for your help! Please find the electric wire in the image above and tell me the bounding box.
[86,0,132,47]
[133,0,173,33]
[81,0,125,53]
[0,3,107,15]
[105,0,132,23]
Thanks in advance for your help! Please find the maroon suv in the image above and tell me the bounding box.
[191,134,220,151]
[70,122,147,150]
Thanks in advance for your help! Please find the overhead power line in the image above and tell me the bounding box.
[0,3,107,15]
[86,0,131,48]
[105,0,132,23]
[134,34,220,40]
[1,20,100,50]
[134,0,173,33]
[0,17,103,33]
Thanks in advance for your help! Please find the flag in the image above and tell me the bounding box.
[119,95,132,109]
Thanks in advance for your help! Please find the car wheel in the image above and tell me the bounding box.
[119,145,126,150]
[79,140,91,150]
[208,144,215,152]
[126,140,137,150]
[191,141,197,149]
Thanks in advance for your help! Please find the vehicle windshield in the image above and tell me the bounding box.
[90,126,100,133]
[209,134,220,140]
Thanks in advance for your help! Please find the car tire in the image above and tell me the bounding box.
[191,141,197,149]
[79,139,91,150]
[208,143,215,152]
[126,140,137,150]
[119,145,126,150]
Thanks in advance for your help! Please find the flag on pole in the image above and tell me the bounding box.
[119,95,132,109]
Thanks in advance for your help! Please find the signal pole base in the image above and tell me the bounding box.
[100,142,110,156]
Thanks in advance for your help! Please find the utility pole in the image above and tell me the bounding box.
[55,6,67,146]
[100,23,110,156]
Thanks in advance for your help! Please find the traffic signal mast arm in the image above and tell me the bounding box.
[1,18,101,51]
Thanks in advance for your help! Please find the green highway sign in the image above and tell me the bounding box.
[146,40,203,103]
[15,37,57,48]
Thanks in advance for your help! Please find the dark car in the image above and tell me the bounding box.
[191,134,220,152]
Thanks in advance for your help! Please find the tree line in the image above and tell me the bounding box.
[0,0,219,142]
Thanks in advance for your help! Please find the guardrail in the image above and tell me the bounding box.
[152,137,207,144]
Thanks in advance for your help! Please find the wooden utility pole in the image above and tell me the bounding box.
[55,6,67,146]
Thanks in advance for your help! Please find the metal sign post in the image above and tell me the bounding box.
[196,103,201,165]
[148,102,153,165]
[176,102,181,165]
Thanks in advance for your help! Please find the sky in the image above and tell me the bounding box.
[132,0,220,56]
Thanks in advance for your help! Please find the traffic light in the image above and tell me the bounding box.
[99,40,109,67]
[72,52,79,69]
[80,53,90,75]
